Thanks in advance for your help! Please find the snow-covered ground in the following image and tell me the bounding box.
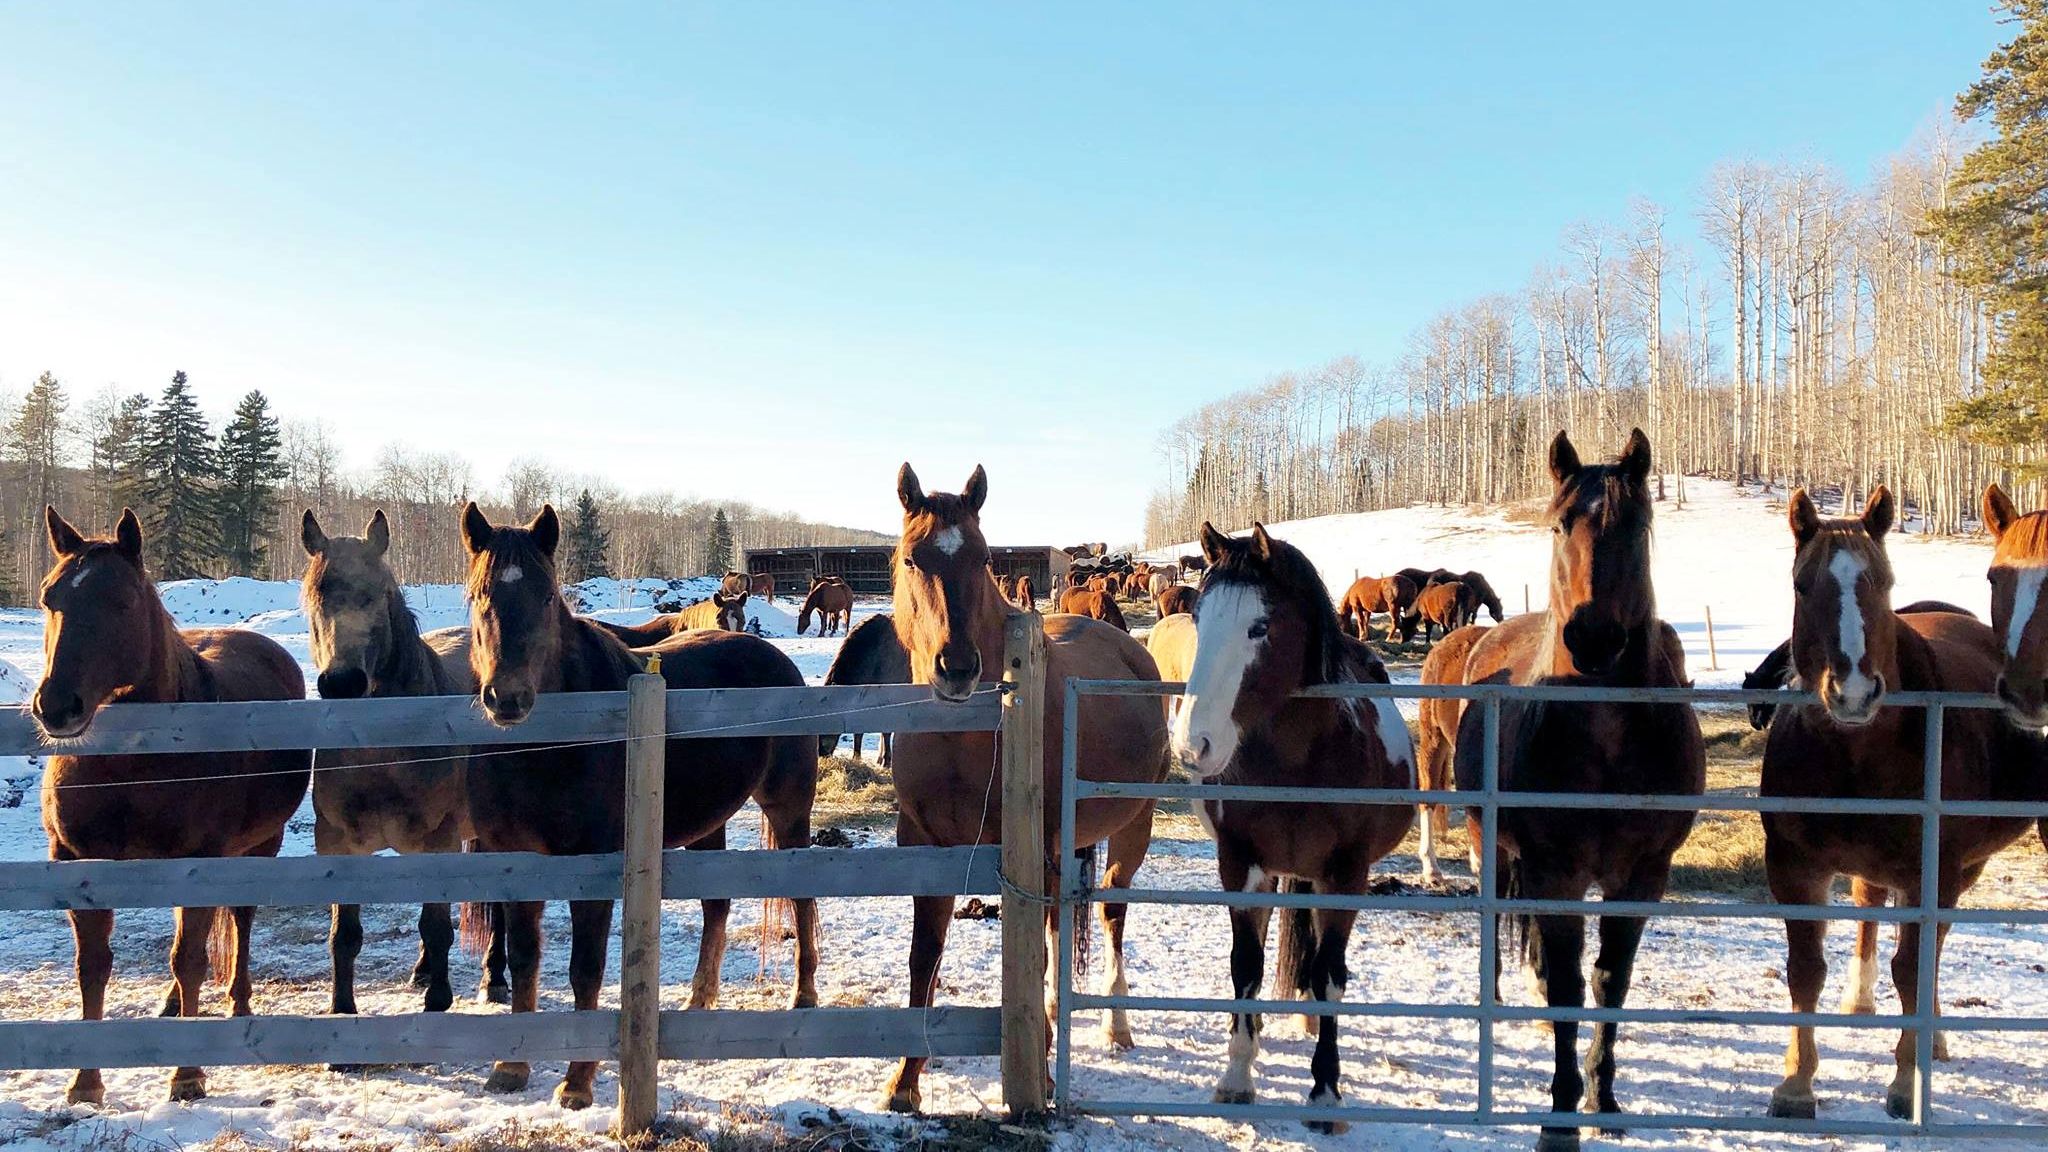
[2,482,2044,1151]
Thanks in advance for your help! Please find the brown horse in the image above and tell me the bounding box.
[995,573,1016,602]
[1171,523,1414,1127]
[460,503,820,1109]
[883,464,1168,1113]
[1450,430,1704,1151]
[302,510,487,1026]
[35,507,311,1106]
[1428,569,1505,624]
[1405,580,1471,645]
[1414,622,1493,885]
[1337,574,1416,640]
[797,575,854,636]
[1760,487,2038,1120]
[1060,586,1129,631]
[1011,574,1037,610]
[587,589,749,647]
[750,571,775,601]
[820,611,911,765]
[1156,583,1198,619]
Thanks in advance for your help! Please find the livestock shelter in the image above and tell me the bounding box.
[745,544,1069,596]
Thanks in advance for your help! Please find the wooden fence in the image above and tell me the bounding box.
[0,620,1052,1137]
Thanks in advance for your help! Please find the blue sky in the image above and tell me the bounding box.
[0,3,2003,544]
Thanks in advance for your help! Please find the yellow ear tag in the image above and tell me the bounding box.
[645,651,663,675]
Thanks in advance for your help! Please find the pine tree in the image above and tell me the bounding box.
[705,507,735,575]
[1934,1,2048,449]
[98,392,153,521]
[216,390,286,577]
[136,371,221,579]
[564,488,612,582]
[6,371,69,584]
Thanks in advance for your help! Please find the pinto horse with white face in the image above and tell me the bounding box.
[1171,523,1414,1130]
[883,463,1168,1114]
[1451,429,1703,1152]
[1760,487,2038,1121]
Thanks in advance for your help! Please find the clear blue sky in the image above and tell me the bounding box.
[0,3,2002,544]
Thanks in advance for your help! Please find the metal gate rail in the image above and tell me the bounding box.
[1054,678,2048,1141]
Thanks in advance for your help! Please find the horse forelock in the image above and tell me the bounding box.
[1993,510,2048,566]
[1205,536,1347,687]
[465,528,556,604]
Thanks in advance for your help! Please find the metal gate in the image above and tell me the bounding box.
[1053,678,2048,1141]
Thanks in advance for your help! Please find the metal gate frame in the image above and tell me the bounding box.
[1054,679,2048,1141]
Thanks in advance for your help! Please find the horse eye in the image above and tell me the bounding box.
[903,557,918,571]
[1248,619,1269,639]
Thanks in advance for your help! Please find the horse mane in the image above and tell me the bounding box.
[1998,510,2048,559]
[1206,535,1351,688]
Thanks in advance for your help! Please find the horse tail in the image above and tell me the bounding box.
[207,907,238,987]
[459,900,495,958]
[1274,877,1316,1001]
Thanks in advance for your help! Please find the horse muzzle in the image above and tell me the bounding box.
[31,684,92,740]
[315,667,371,700]
[1561,615,1627,675]
[929,650,981,703]
[1995,673,2048,730]
[1818,669,1885,727]
[479,682,536,727]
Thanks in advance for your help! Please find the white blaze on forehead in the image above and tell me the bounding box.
[69,564,92,588]
[498,565,524,585]
[2005,565,2048,660]
[1171,582,1266,772]
[1828,550,1868,667]
[932,526,964,556]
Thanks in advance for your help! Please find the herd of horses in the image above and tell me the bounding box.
[20,430,2048,1147]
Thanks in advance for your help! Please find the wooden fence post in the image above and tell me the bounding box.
[1704,605,1720,671]
[615,671,667,1139]
[999,613,1049,1118]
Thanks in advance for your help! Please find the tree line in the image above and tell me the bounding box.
[1145,4,2048,546]
[0,370,890,601]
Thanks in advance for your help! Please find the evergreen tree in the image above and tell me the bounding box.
[97,392,153,521]
[705,507,735,575]
[6,371,69,583]
[1935,1,2048,449]
[216,389,286,577]
[136,371,220,579]
[564,488,612,582]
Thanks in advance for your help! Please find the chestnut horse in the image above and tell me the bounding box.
[1428,569,1505,624]
[36,508,311,1105]
[1761,488,2038,1120]
[1404,579,1471,645]
[1413,622,1493,885]
[301,510,491,1024]
[1171,523,1414,1127]
[1060,586,1129,631]
[820,611,911,765]
[1744,601,1976,732]
[589,590,748,646]
[750,571,775,601]
[461,504,820,1109]
[1450,430,1704,1151]
[883,464,1168,1113]
[1011,574,1036,610]
[1337,574,1415,641]
[797,575,853,636]
[1156,583,1198,619]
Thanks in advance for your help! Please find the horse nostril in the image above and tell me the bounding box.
[481,685,500,709]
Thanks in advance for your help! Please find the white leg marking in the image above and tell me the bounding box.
[1419,810,1439,886]
[1216,1022,1260,1099]
[1243,864,1266,894]
[1840,934,1879,1015]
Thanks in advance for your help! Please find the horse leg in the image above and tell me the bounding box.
[1519,866,1588,1152]
[1303,903,1360,1133]
[882,893,956,1113]
[228,904,255,1017]
[556,899,613,1109]
[167,905,218,1101]
[849,733,865,763]
[1580,864,1670,1131]
[1096,811,1153,1051]
[484,899,544,1094]
[481,902,511,1004]
[1886,869,1970,1117]
[1839,878,1883,1016]
[1212,847,1269,1105]
[879,733,893,768]
[419,902,455,1013]
[1767,861,1831,1119]
[759,770,822,1009]
[1416,714,1449,887]
[687,826,731,1010]
[329,903,363,1017]
[66,908,113,1106]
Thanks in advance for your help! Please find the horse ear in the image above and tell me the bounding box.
[897,463,926,514]
[961,465,988,515]
[114,508,143,562]
[1199,522,1230,564]
[46,506,85,559]
[529,505,560,557]
[366,510,390,557]
[1250,523,1275,561]
[461,502,493,556]
[1984,483,2019,542]
[1548,431,1581,484]
[301,510,327,557]
[1863,485,1895,541]
[1788,489,1821,545]
[1620,428,1652,485]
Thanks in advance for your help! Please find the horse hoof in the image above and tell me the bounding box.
[484,1064,530,1094]
[1104,1026,1135,1051]
[1534,1130,1580,1152]
[1303,1119,1350,1136]
[480,983,511,1006]
[167,1075,206,1103]
[1886,1088,1914,1120]
[328,1063,368,1075]
[788,990,819,1010]
[65,1076,104,1107]
[1934,1033,1953,1062]
[553,1083,593,1110]
[1211,1087,1255,1106]
[882,1087,921,1114]
[424,985,454,1014]
[1768,1088,1817,1120]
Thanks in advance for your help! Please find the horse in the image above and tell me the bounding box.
[1337,574,1415,641]
[1760,487,2039,1121]
[1147,570,1174,602]
[301,510,493,1026]
[1011,574,1037,610]
[1983,483,2048,729]
[459,503,821,1109]
[995,573,1016,602]
[1404,580,1471,646]
[1060,587,1129,631]
[1180,553,1209,574]
[1156,583,1198,619]
[587,590,748,647]
[820,612,911,766]
[1449,429,1704,1151]
[34,507,312,1106]
[1170,522,1415,1128]
[1413,622,1493,885]
[882,463,1168,1113]
[719,570,750,597]
[797,575,854,636]
[749,571,775,602]
[1743,602,1977,732]
[1428,570,1505,624]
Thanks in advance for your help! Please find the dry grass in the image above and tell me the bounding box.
[812,755,895,828]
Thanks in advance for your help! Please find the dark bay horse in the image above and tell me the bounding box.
[798,576,854,636]
[1429,569,1505,624]
[1414,622,1493,885]
[460,503,820,1109]
[820,611,911,765]
[1171,523,1415,1129]
[35,507,311,1105]
[883,464,1169,1113]
[1761,488,2038,1120]
[302,510,489,1023]
[1451,430,1704,1151]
